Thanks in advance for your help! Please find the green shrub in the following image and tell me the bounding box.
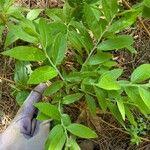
[1,0,150,148]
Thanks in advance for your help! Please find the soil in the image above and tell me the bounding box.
[0,56,19,132]
[0,0,150,149]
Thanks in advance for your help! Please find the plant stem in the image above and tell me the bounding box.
[44,51,65,81]
[0,14,7,24]
[81,16,115,70]
[58,101,69,148]
[0,76,42,94]
[79,88,96,97]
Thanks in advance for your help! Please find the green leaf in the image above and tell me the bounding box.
[85,94,96,116]
[107,90,125,120]
[38,18,51,49]
[65,71,97,82]
[102,60,117,68]
[131,64,150,83]
[126,46,137,54]
[117,99,125,120]
[34,102,60,120]
[7,5,23,18]
[49,22,67,35]
[97,70,121,90]
[8,25,38,43]
[52,33,67,65]
[65,72,83,82]
[108,10,140,33]
[46,8,64,22]
[20,18,39,38]
[102,0,118,21]
[85,0,100,4]
[81,78,95,93]
[98,35,134,51]
[3,0,14,9]
[0,0,5,7]
[72,5,84,21]
[16,91,29,106]
[63,93,84,105]
[83,3,102,38]
[44,81,64,96]
[107,101,124,126]
[139,87,150,109]
[6,5,23,19]
[94,87,107,111]
[88,52,112,65]
[67,0,81,7]
[107,90,121,99]
[45,125,66,150]
[75,53,83,65]
[67,123,98,139]
[142,6,150,18]
[28,66,58,84]
[27,9,43,20]
[4,30,18,47]
[69,21,93,53]
[61,114,71,126]
[68,30,83,54]
[68,21,94,54]
[124,87,150,115]
[144,0,150,7]
[125,106,137,127]
[108,69,123,80]
[143,0,150,16]
[0,25,4,42]
[69,138,81,150]
[63,2,73,23]
[1,46,46,61]
[14,61,31,84]
[36,112,50,121]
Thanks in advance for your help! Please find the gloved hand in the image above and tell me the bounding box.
[0,83,50,150]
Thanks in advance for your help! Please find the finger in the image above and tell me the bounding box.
[13,116,37,138]
[20,118,37,137]
[33,120,51,138]
[17,83,47,116]
[19,117,32,137]
[31,119,37,136]
[25,121,51,150]
[13,83,47,137]
[23,83,47,109]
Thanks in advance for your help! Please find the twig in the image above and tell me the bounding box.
[81,15,115,70]
[0,76,42,94]
[122,0,131,9]
[122,0,150,37]
[0,76,15,84]
[44,52,65,81]
[138,17,150,37]
[99,117,150,142]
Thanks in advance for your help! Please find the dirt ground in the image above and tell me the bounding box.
[0,0,150,149]
[0,56,19,132]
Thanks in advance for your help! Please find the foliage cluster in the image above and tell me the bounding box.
[0,0,150,149]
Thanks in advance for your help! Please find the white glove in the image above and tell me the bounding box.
[0,83,50,150]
